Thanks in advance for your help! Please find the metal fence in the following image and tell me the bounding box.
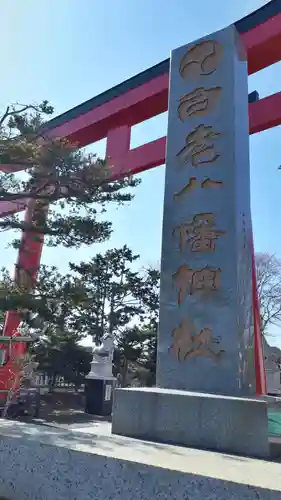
[34,373,84,392]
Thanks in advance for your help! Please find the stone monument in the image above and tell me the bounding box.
[112,25,269,458]
[85,333,116,416]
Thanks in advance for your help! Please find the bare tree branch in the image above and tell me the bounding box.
[255,252,281,335]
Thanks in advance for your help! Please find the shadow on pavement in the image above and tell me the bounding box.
[20,391,111,426]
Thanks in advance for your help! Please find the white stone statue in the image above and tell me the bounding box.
[92,334,114,363]
[87,333,115,380]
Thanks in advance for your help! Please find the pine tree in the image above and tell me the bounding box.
[0,101,139,249]
[0,101,139,321]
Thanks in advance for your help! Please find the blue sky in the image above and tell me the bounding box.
[2,1,281,343]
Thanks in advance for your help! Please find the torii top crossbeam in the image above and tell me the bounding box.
[1,1,281,214]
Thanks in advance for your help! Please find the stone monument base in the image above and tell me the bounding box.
[112,387,269,459]
[85,377,115,416]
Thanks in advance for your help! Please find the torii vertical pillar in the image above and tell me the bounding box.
[112,25,269,459]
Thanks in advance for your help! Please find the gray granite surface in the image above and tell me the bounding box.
[0,420,280,499]
[112,387,269,458]
[158,24,255,395]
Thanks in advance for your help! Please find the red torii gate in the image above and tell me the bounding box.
[1,0,281,395]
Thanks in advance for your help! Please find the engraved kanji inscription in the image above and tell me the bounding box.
[173,177,223,200]
[172,264,221,303]
[177,125,220,167]
[173,213,224,252]
[169,318,224,361]
[178,87,221,120]
[201,178,223,189]
[179,40,223,80]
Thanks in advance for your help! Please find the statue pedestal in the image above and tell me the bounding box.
[85,356,116,416]
[88,358,114,380]
[85,377,115,417]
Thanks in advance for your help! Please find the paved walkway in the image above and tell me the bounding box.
[19,392,281,439]
[2,419,281,492]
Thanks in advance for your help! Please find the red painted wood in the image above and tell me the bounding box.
[251,241,267,395]
[3,200,46,338]
[106,91,281,179]
[0,89,280,205]
[0,198,46,397]
[0,337,26,401]
[245,12,281,74]
[106,125,131,159]
[109,137,166,179]
[38,15,281,148]
[46,74,169,148]
[0,199,26,217]
[249,91,281,134]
